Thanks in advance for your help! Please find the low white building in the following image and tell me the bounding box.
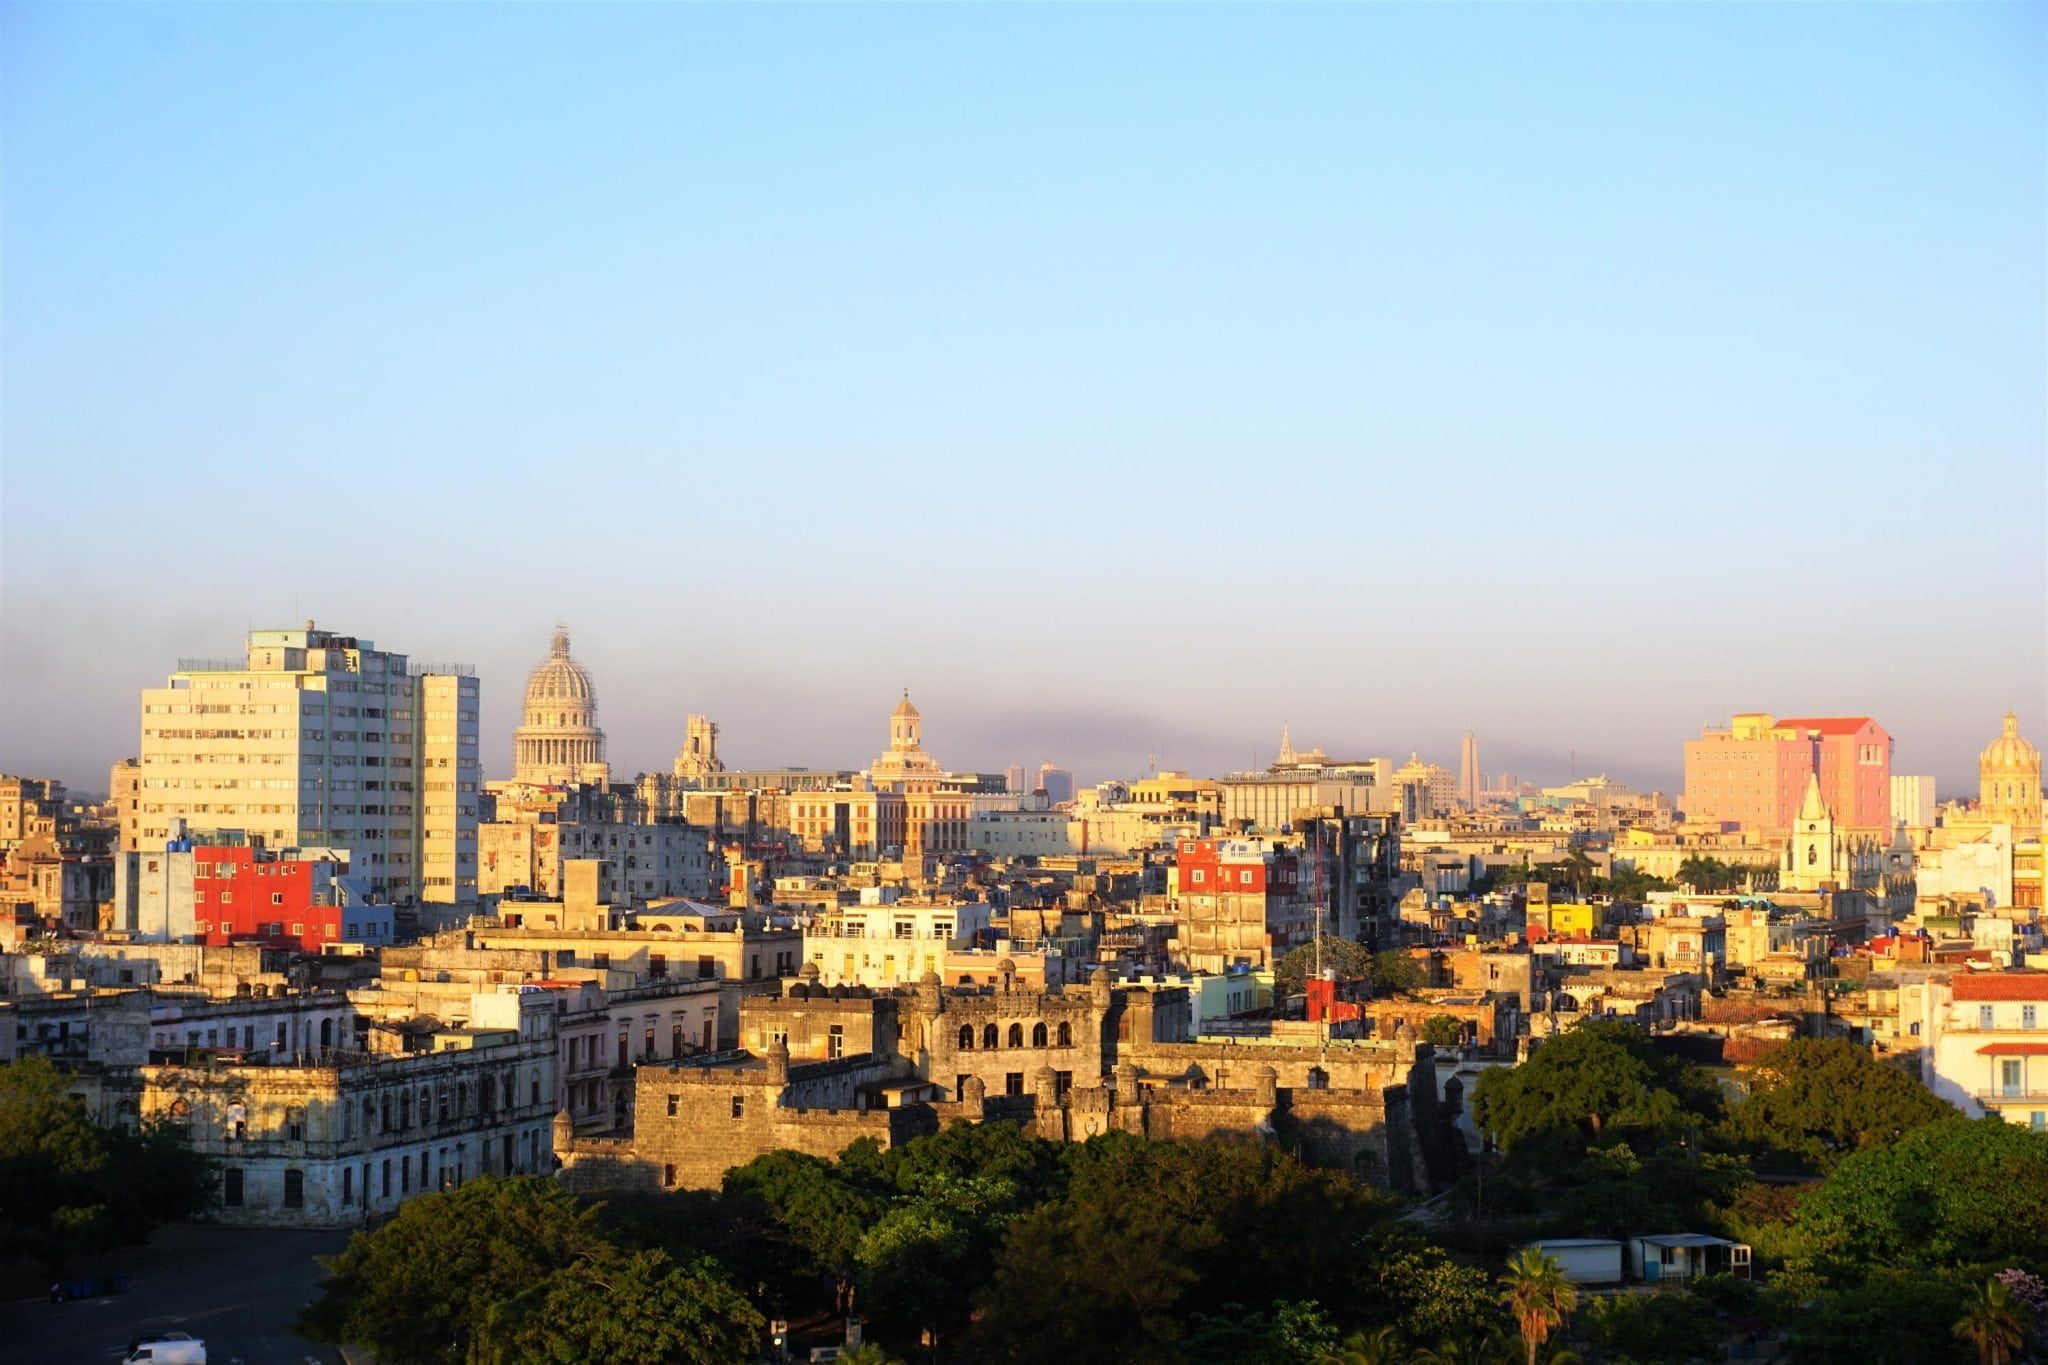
[1913,970,2048,1130]
[803,900,993,987]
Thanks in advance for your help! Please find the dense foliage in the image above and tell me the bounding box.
[0,1055,215,1271]
[1271,938,1376,999]
[297,1177,762,1364]
[293,1022,2048,1364]
[1461,1022,2048,1365]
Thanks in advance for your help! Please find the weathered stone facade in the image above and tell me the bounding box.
[558,965,1444,1195]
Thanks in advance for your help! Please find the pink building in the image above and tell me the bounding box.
[1683,713,1891,833]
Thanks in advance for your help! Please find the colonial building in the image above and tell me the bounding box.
[1912,970,2048,1130]
[138,986,561,1228]
[557,967,1444,1196]
[511,626,608,787]
[1980,713,2043,832]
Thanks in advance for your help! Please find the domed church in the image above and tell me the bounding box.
[512,625,609,786]
[1980,711,2043,833]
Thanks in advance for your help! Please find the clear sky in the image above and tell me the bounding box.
[3,3,2043,798]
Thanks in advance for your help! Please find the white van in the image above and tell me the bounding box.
[124,1333,207,1364]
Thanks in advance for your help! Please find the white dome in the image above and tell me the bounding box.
[525,627,596,707]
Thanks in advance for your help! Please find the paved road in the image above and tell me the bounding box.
[0,1225,354,1365]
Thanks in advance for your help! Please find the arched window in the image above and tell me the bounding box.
[530,1070,542,1106]
[381,1095,393,1132]
[1007,1023,1024,1048]
[1056,1021,1072,1048]
[319,1018,334,1049]
[419,1086,433,1126]
[1031,1022,1048,1048]
[400,1090,412,1129]
[958,1025,975,1050]
[363,1097,376,1134]
[982,1024,999,1049]
[502,1073,515,1109]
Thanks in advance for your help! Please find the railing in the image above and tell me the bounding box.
[1977,1089,2048,1104]
[176,658,245,673]
[409,662,477,678]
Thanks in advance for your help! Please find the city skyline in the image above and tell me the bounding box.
[4,3,2043,797]
[11,611,2038,802]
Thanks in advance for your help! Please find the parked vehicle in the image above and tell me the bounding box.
[123,1332,206,1364]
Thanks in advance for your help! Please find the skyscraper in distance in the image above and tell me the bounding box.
[1459,730,1480,808]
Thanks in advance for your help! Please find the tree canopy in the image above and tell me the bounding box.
[1273,938,1375,998]
[1723,1039,1955,1173]
[1468,1019,1720,1161]
[298,1176,762,1365]
[0,1055,214,1272]
[1791,1117,2048,1275]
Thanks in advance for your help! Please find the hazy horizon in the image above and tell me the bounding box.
[4,4,2043,799]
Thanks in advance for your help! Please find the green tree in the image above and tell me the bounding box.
[1580,1291,1722,1363]
[973,1135,1409,1363]
[1469,1020,1718,1162]
[1499,1249,1576,1365]
[1676,857,1741,894]
[1318,1324,1406,1364]
[1183,1299,1342,1364]
[858,1200,973,1350]
[1411,1330,1518,1365]
[1953,1278,2030,1365]
[1785,1269,1977,1365]
[1793,1118,2048,1274]
[1423,1016,1465,1048]
[0,1055,212,1271]
[300,1177,585,1362]
[496,1245,763,1364]
[1371,950,1427,997]
[1724,1039,1953,1172]
[1274,939,1376,999]
[725,1148,885,1314]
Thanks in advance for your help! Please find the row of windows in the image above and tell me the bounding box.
[957,1021,1072,1050]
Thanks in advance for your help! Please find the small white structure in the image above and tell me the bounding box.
[1630,1233,1751,1283]
[1522,1238,1624,1286]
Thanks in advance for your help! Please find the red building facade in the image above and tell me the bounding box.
[192,845,342,951]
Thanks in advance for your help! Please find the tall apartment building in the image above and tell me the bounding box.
[1459,730,1480,809]
[130,623,478,908]
[1681,713,1891,833]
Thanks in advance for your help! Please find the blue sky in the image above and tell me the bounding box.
[3,3,2042,796]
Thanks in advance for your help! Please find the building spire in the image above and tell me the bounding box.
[550,623,570,659]
[1797,771,1829,822]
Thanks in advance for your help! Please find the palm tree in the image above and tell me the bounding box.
[1411,1331,1517,1365]
[1500,1248,1578,1365]
[1953,1278,2029,1365]
[1318,1325,1405,1364]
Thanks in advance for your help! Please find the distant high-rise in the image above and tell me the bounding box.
[1890,773,1938,830]
[1459,730,1480,808]
[1036,764,1076,805]
[1682,712,1891,832]
[133,622,478,906]
[1004,765,1029,795]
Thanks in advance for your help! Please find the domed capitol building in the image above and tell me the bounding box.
[512,625,609,786]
